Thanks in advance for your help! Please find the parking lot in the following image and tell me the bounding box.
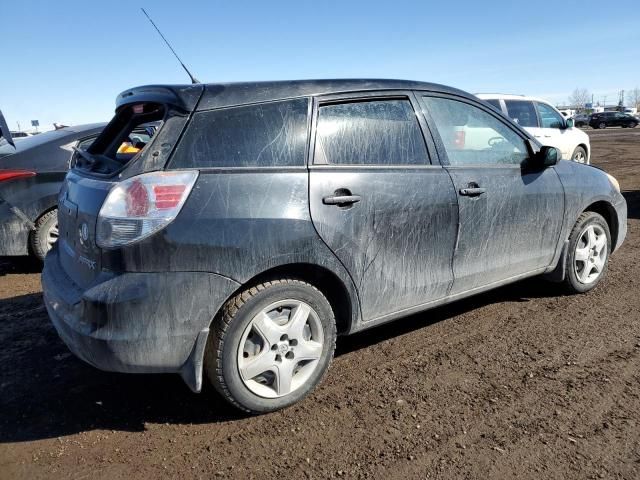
[0,128,638,479]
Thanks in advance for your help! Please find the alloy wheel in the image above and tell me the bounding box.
[574,224,607,285]
[237,299,324,398]
[573,151,586,163]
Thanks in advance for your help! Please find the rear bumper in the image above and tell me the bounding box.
[42,247,240,391]
[0,199,31,255]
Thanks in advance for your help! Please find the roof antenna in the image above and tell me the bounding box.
[141,8,200,84]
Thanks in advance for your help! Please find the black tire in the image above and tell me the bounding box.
[563,212,611,294]
[571,146,587,163]
[598,122,607,129]
[204,279,337,414]
[30,209,58,261]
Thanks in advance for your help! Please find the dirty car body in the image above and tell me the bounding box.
[41,80,627,412]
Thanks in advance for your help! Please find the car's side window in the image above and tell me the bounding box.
[422,96,529,166]
[536,102,565,129]
[504,100,539,128]
[314,99,429,166]
[170,98,309,169]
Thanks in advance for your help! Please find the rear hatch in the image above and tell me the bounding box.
[57,84,203,288]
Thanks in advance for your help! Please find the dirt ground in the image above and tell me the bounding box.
[1,128,639,480]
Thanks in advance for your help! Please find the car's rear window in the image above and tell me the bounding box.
[169,98,309,169]
[504,100,538,128]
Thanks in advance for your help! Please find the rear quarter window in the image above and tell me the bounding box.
[170,98,309,169]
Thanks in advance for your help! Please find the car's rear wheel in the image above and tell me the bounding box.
[563,212,610,294]
[204,279,336,414]
[571,146,587,163]
[598,122,607,129]
[30,209,58,261]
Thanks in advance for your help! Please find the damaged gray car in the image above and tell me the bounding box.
[41,80,627,414]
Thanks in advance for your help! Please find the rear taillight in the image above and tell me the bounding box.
[96,170,198,248]
[0,170,36,182]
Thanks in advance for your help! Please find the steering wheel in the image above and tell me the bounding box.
[488,136,506,147]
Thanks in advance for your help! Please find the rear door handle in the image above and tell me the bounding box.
[323,194,362,206]
[459,187,486,196]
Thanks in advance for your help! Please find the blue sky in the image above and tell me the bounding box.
[2,0,639,131]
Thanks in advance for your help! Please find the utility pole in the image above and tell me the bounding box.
[16,121,20,132]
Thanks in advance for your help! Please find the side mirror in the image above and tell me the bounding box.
[525,140,559,170]
[537,145,560,167]
[565,118,574,128]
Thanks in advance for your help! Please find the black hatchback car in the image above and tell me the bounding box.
[589,111,638,129]
[42,80,627,414]
[0,123,106,260]
[0,122,157,260]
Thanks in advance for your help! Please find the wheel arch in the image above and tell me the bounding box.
[583,200,618,248]
[238,263,356,335]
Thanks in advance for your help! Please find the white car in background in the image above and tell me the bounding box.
[476,94,590,164]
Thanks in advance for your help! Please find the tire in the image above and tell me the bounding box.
[563,212,611,294]
[571,146,587,164]
[30,209,58,261]
[598,122,607,129]
[204,279,337,414]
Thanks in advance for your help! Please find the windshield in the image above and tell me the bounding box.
[0,129,69,158]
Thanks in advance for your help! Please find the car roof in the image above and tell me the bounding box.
[475,93,553,104]
[0,123,107,156]
[117,79,473,112]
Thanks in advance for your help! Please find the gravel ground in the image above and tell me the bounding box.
[0,128,638,479]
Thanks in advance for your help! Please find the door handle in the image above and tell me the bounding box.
[323,194,361,206]
[459,187,486,196]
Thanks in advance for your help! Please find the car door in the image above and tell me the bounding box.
[535,102,573,158]
[419,94,565,295]
[613,112,626,127]
[308,93,459,322]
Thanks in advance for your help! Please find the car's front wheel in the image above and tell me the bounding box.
[598,122,607,129]
[205,279,337,414]
[571,146,587,163]
[563,212,611,294]
[30,209,58,261]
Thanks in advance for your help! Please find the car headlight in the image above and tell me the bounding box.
[606,173,620,193]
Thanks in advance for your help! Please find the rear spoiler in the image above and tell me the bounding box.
[115,84,204,113]
[0,110,15,149]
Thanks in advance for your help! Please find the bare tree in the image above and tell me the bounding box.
[628,87,640,110]
[568,88,591,109]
